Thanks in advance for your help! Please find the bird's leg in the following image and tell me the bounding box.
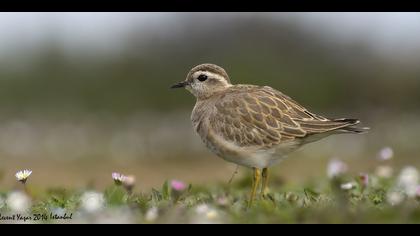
[248,167,261,207]
[261,168,269,198]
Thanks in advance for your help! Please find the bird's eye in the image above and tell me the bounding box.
[197,74,208,82]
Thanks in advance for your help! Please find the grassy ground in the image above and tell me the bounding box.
[1,114,420,223]
[1,157,420,224]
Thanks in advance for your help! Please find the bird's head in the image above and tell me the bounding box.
[171,63,232,99]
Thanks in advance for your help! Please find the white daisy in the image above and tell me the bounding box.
[340,182,356,190]
[195,204,210,214]
[145,207,159,222]
[6,191,32,213]
[80,191,105,213]
[397,166,419,197]
[122,175,135,192]
[192,204,221,224]
[387,191,404,206]
[15,169,32,183]
[375,165,393,178]
[378,147,394,161]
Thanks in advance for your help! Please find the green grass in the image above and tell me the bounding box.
[1,171,420,224]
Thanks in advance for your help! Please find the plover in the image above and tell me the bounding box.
[171,63,368,206]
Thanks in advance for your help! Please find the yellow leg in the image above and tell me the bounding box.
[261,168,269,198]
[248,168,261,207]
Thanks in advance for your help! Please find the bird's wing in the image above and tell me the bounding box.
[260,86,361,133]
[211,85,359,148]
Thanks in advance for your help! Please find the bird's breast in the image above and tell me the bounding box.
[192,108,238,157]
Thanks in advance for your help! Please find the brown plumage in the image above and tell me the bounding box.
[171,63,369,205]
[211,84,366,149]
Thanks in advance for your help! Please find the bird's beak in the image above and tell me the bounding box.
[170,81,188,89]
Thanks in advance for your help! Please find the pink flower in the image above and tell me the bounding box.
[112,172,126,185]
[171,180,187,192]
[327,159,348,178]
[359,173,369,188]
[416,186,420,199]
[216,196,229,206]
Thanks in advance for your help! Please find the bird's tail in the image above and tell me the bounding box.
[301,118,369,145]
[333,118,370,134]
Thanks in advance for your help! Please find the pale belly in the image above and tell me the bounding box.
[200,128,301,169]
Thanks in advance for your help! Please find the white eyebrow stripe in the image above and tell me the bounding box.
[193,71,227,83]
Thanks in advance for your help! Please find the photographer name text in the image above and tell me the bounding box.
[0,213,73,222]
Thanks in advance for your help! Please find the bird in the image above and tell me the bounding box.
[171,63,369,206]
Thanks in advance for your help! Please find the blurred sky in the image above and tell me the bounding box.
[0,12,419,59]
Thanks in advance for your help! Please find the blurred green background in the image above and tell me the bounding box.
[0,13,419,191]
